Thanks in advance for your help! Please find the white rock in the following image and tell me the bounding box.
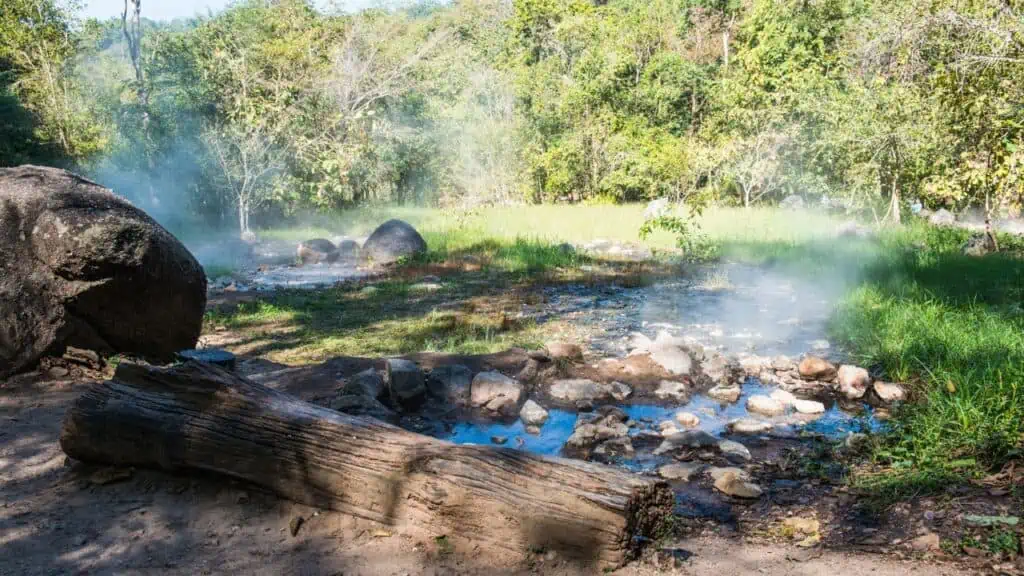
[770,389,797,406]
[657,462,703,481]
[470,371,523,408]
[609,381,632,401]
[707,385,741,403]
[654,380,689,401]
[714,473,763,499]
[675,411,700,428]
[837,365,871,400]
[747,395,786,417]
[872,382,906,403]
[728,419,774,435]
[792,399,826,414]
[717,439,752,463]
[519,400,549,426]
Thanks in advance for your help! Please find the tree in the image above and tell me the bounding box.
[203,116,288,234]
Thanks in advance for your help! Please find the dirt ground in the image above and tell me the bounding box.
[1,366,983,576]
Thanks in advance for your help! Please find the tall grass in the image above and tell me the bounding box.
[832,223,1024,484]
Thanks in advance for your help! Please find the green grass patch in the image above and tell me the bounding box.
[205,278,546,363]
[832,223,1024,501]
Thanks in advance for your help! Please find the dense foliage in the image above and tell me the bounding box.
[2,0,1022,230]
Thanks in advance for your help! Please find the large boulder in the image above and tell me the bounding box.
[361,219,427,264]
[297,238,339,265]
[0,166,206,377]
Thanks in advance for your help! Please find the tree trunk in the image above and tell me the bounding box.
[722,30,729,68]
[60,362,674,569]
[889,178,901,224]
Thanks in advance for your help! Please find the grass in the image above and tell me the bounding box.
[230,204,1024,499]
[832,222,1024,504]
[205,278,550,363]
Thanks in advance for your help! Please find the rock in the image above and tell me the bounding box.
[527,349,551,362]
[783,517,821,536]
[747,395,785,417]
[491,435,508,445]
[565,421,629,451]
[471,371,523,411]
[545,341,583,362]
[706,385,741,403]
[329,394,397,422]
[658,421,680,437]
[727,419,774,435]
[799,356,837,381]
[770,389,797,406]
[88,467,133,486]
[48,366,69,378]
[549,379,605,402]
[717,439,752,463]
[556,242,575,254]
[654,380,689,402]
[515,359,540,383]
[871,381,906,403]
[289,516,304,537]
[410,282,442,292]
[963,515,1019,527]
[675,412,700,428]
[592,436,634,459]
[643,198,671,220]
[653,430,718,455]
[485,395,518,416]
[0,166,207,378]
[713,471,762,499]
[929,209,956,226]
[297,238,339,265]
[708,466,749,482]
[525,425,541,435]
[425,364,472,406]
[792,399,826,414]
[343,368,385,399]
[837,365,871,400]
[386,359,425,407]
[609,381,632,401]
[738,355,770,375]
[548,379,630,404]
[648,333,695,376]
[780,195,805,210]
[335,239,361,261]
[657,462,703,481]
[772,355,797,371]
[361,219,427,264]
[519,400,549,426]
[701,353,743,388]
[909,532,940,551]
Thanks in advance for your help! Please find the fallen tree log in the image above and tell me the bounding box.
[60,361,673,568]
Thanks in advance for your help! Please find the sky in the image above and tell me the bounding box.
[80,0,381,21]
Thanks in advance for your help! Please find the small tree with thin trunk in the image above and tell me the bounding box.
[203,118,287,235]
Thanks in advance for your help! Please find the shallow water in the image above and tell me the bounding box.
[435,377,884,462]
[247,262,371,289]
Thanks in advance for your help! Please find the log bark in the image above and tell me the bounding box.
[60,361,673,568]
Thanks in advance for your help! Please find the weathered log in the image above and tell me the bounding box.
[60,361,673,568]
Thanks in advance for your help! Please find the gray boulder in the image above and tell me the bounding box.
[386,358,425,406]
[297,238,339,265]
[336,239,362,261]
[343,368,386,399]
[519,399,550,426]
[329,394,397,423]
[470,371,523,411]
[0,166,207,377]
[361,219,427,264]
[426,364,473,406]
